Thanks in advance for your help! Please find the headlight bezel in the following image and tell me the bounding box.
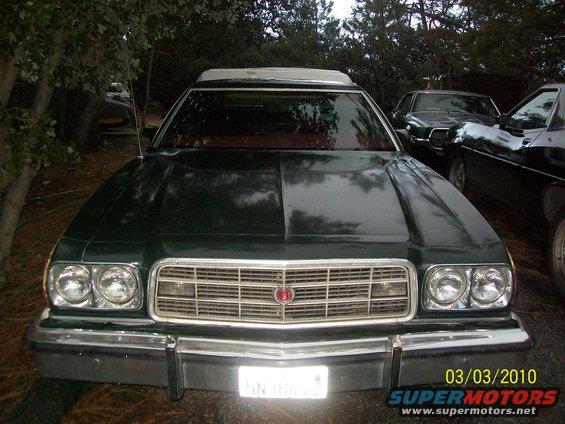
[423,263,513,311]
[47,261,142,310]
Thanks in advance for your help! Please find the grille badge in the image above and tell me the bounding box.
[274,287,294,305]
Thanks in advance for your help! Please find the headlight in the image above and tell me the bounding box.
[471,267,512,308]
[53,265,91,303]
[424,264,512,310]
[426,267,466,305]
[47,262,141,309]
[96,266,138,304]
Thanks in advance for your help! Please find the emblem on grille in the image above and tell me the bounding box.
[274,287,294,305]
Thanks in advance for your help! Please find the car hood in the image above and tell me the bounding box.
[63,149,501,258]
[408,112,496,128]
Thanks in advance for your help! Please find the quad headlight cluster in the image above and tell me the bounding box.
[47,263,141,309]
[424,265,512,310]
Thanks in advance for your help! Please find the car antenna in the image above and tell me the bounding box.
[121,37,143,159]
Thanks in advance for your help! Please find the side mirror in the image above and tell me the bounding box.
[496,114,524,136]
[496,114,511,127]
[395,129,410,144]
[142,125,158,141]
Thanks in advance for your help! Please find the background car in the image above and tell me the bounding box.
[99,98,136,135]
[105,82,133,103]
[389,90,500,156]
[446,83,565,293]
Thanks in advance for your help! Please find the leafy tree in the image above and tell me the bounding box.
[462,0,564,84]
[342,0,429,109]
[263,0,342,67]
[0,0,245,288]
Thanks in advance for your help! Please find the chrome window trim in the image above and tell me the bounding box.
[405,92,416,112]
[153,87,401,151]
[396,92,413,114]
[490,98,501,116]
[148,258,418,329]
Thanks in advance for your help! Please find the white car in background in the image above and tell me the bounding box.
[105,82,133,103]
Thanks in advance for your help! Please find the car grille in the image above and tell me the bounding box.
[151,260,414,326]
[429,128,449,147]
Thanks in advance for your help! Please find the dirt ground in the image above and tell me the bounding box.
[0,136,563,423]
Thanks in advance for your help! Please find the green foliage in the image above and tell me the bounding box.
[2,0,564,171]
[0,0,250,177]
[463,0,565,80]
[343,0,431,109]
[0,106,79,178]
[137,0,562,120]
[58,0,251,96]
[0,0,55,58]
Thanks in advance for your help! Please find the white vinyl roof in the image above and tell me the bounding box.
[197,68,354,84]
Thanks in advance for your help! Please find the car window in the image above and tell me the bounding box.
[413,93,498,116]
[510,90,558,130]
[397,94,411,114]
[160,90,396,151]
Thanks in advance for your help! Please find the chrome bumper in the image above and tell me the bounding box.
[27,309,532,400]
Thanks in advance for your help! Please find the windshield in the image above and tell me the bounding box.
[413,93,497,116]
[159,90,396,150]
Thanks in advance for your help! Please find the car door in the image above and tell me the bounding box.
[521,88,565,221]
[469,88,560,213]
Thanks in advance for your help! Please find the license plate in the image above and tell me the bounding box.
[238,365,328,399]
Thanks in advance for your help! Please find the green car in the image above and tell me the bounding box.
[28,68,531,400]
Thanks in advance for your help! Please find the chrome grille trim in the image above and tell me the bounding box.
[148,258,418,329]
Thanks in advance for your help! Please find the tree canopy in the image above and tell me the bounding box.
[140,0,563,111]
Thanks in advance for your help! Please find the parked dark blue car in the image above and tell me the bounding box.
[446,84,565,293]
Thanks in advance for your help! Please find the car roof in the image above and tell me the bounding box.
[197,67,354,85]
[410,89,491,98]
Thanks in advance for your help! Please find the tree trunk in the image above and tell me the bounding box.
[418,0,428,31]
[140,41,155,129]
[0,29,67,289]
[0,47,24,214]
[30,29,67,120]
[74,95,103,150]
[0,165,36,289]
[59,79,68,140]
[0,46,23,106]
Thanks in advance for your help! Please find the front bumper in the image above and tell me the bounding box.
[27,309,532,400]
